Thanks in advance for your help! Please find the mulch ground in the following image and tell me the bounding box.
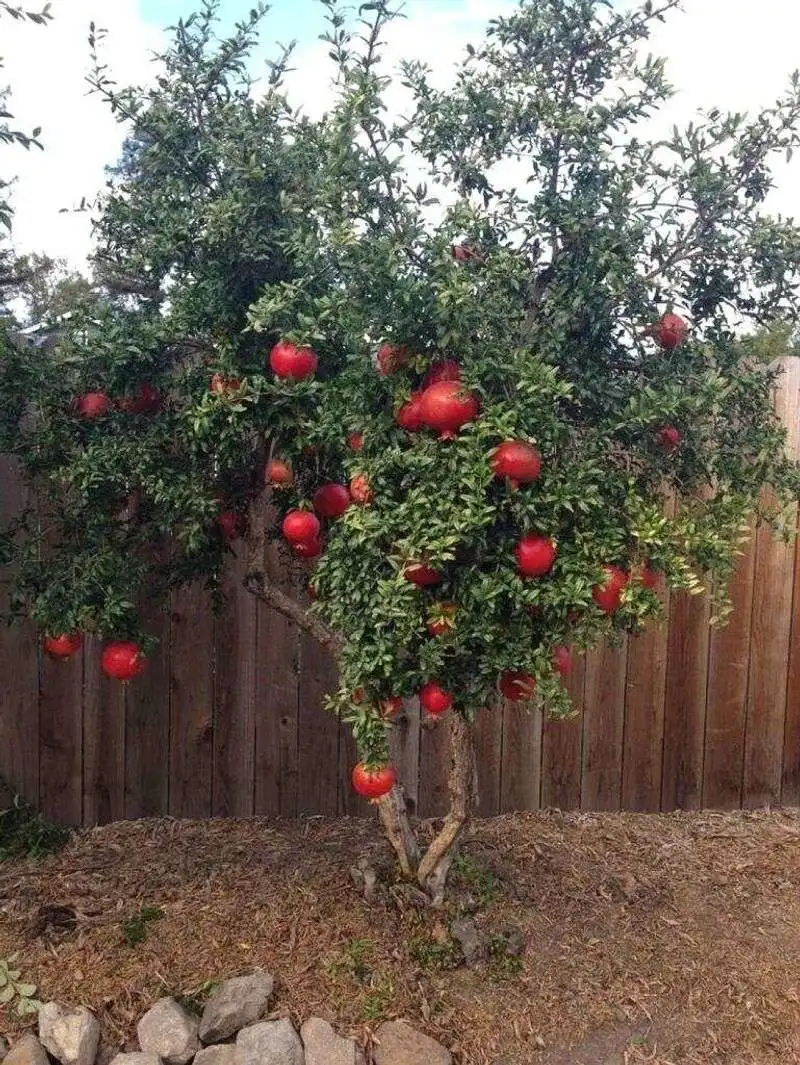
[1,809,799,1064]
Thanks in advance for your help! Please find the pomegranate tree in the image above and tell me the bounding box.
[2,0,800,901]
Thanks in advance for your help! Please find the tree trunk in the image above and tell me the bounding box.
[378,711,477,904]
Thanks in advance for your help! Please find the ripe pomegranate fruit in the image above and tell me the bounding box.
[293,537,323,559]
[422,359,461,389]
[652,312,688,350]
[592,565,629,614]
[657,426,681,452]
[44,633,82,659]
[640,566,660,590]
[347,431,364,451]
[377,343,410,376]
[426,602,457,636]
[313,483,351,519]
[379,696,403,720]
[349,474,373,505]
[351,762,396,799]
[491,441,542,486]
[419,380,480,439]
[269,339,318,380]
[404,562,442,587]
[217,509,243,543]
[209,373,241,395]
[74,391,110,419]
[499,671,536,701]
[101,641,145,681]
[452,244,478,262]
[420,681,453,716]
[282,509,321,545]
[395,392,425,432]
[266,459,293,487]
[553,645,573,678]
[515,534,557,578]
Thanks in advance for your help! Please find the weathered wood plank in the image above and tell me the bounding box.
[541,652,584,810]
[82,635,126,825]
[500,699,542,812]
[582,640,628,811]
[623,598,670,812]
[38,650,83,825]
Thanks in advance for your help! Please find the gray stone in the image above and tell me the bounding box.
[301,1017,364,1065]
[2,1034,49,1065]
[0,1036,8,1060]
[109,1056,163,1065]
[235,1019,303,1065]
[39,1002,101,1065]
[451,916,484,968]
[137,998,199,1065]
[194,1048,237,1065]
[373,1021,452,1065]
[199,972,274,1043]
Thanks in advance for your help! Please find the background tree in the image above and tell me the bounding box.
[2,0,800,901]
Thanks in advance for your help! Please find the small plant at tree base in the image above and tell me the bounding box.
[0,955,42,1017]
[121,906,166,947]
[2,0,800,904]
[0,790,71,862]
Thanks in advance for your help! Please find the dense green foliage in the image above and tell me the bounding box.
[2,0,800,770]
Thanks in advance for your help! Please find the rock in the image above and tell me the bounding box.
[235,1019,303,1065]
[301,1017,365,1065]
[451,916,484,968]
[39,1002,101,1065]
[194,1049,237,1065]
[198,972,274,1043]
[109,1056,163,1065]
[0,1036,8,1060]
[137,998,199,1065]
[2,1034,49,1065]
[373,1021,452,1065]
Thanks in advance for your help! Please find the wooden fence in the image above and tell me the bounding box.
[2,359,800,827]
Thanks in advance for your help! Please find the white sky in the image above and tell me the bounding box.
[2,0,800,270]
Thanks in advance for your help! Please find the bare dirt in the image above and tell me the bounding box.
[1,809,799,1064]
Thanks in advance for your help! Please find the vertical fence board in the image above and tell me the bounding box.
[213,547,257,817]
[541,654,585,810]
[0,458,39,806]
[169,583,214,819]
[254,533,300,817]
[703,536,756,809]
[661,589,710,810]
[623,599,670,812]
[125,597,171,819]
[38,653,82,825]
[783,511,800,804]
[82,638,126,825]
[500,701,542,812]
[418,716,451,818]
[582,641,628,810]
[474,704,502,816]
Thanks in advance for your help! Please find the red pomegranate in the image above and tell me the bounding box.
[395,392,425,432]
[217,509,243,542]
[282,509,321,545]
[349,474,373,505]
[491,441,542,486]
[101,641,145,681]
[592,565,629,614]
[404,562,442,587]
[640,566,660,590]
[419,381,480,439]
[426,602,457,636]
[379,696,403,720]
[552,645,573,678]
[266,459,293,487]
[293,537,323,559]
[515,534,557,578]
[452,244,478,262]
[377,343,410,376]
[499,671,536,701]
[422,359,461,389]
[118,382,161,414]
[74,391,110,419]
[351,762,396,799]
[420,681,453,716]
[347,432,364,451]
[44,633,82,659]
[313,483,351,519]
[269,339,318,380]
[657,426,681,452]
[652,312,688,351]
[209,373,241,395]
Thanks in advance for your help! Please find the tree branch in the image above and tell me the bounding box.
[377,784,420,880]
[244,567,342,655]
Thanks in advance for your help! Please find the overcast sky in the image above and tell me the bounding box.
[2,0,799,270]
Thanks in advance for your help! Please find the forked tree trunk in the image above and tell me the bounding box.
[378,711,478,905]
